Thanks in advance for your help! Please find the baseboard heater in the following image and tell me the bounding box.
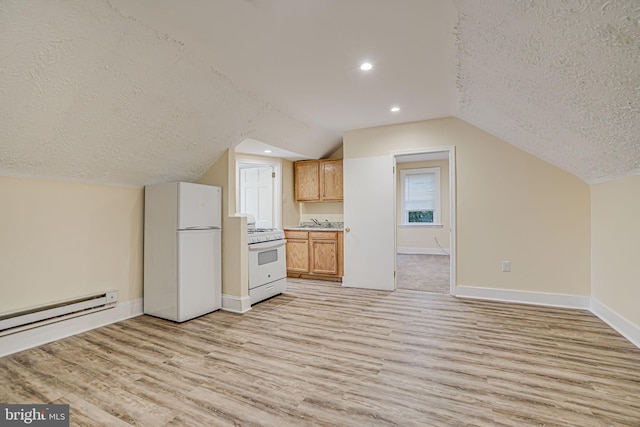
[0,290,118,337]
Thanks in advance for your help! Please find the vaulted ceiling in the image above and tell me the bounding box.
[1,0,638,187]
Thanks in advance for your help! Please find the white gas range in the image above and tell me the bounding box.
[247,227,285,245]
[246,216,287,305]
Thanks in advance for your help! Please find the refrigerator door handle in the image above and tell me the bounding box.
[181,226,217,231]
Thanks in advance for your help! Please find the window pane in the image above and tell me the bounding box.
[258,249,278,265]
[404,173,435,210]
[408,210,434,223]
[401,167,440,225]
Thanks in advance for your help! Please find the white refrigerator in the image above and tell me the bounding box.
[144,182,222,322]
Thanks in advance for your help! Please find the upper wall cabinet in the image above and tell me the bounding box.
[294,160,319,201]
[319,159,343,201]
[295,159,343,202]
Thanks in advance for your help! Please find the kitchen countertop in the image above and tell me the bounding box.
[284,226,344,232]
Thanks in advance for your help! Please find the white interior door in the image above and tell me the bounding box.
[343,155,396,290]
[240,166,274,229]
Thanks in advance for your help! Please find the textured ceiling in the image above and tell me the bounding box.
[0,0,343,187]
[0,0,638,187]
[454,0,640,183]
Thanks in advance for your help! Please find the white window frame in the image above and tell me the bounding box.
[400,167,441,226]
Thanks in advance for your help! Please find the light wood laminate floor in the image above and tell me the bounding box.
[1,279,639,426]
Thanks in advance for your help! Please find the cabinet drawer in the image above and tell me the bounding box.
[285,230,308,240]
[309,231,338,240]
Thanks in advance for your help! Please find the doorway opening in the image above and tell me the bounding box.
[236,159,282,229]
[393,148,456,295]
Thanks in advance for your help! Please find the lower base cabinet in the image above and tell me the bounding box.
[285,231,309,274]
[285,230,343,281]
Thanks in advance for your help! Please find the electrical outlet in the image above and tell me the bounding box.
[502,261,511,272]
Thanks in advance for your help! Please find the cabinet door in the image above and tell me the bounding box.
[310,239,339,275]
[320,159,343,201]
[295,161,320,201]
[286,239,310,273]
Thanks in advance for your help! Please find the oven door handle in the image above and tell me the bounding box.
[248,241,285,251]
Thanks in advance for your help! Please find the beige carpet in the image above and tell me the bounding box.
[396,254,450,294]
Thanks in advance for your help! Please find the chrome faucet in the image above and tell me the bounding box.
[324,219,330,227]
[311,218,320,225]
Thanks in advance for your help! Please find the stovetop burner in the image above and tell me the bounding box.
[243,214,284,243]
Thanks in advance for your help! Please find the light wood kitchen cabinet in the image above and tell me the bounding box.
[285,230,343,281]
[319,159,343,201]
[294,159,343,202]
[294,161,320,201]
[285,230,310,274]
[310,231,340,276]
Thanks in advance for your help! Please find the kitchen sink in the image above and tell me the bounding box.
[286,223,344,230]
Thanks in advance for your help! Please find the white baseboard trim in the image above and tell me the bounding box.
[455,287,640,350]
[397,247,450,255]
[3,292,638,359]
[590,298,640,350]
[0,298,143,358]
[221,294,252,314]
[455,286,590,309]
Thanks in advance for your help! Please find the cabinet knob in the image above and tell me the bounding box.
[345,227,350,232]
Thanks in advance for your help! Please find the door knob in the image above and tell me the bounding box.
[345,227,350,232]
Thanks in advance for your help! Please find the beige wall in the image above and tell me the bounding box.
[0,176,143,313]
[396,159,450,252]
[344,117,591,296]
[328,145,344,159]
[591,175,640,328]
[300,202,344,223]
[281,158,300,227]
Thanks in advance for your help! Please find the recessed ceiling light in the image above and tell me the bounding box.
[360,62,373,71]
[264,150,272,153]
[390,106,400,112]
